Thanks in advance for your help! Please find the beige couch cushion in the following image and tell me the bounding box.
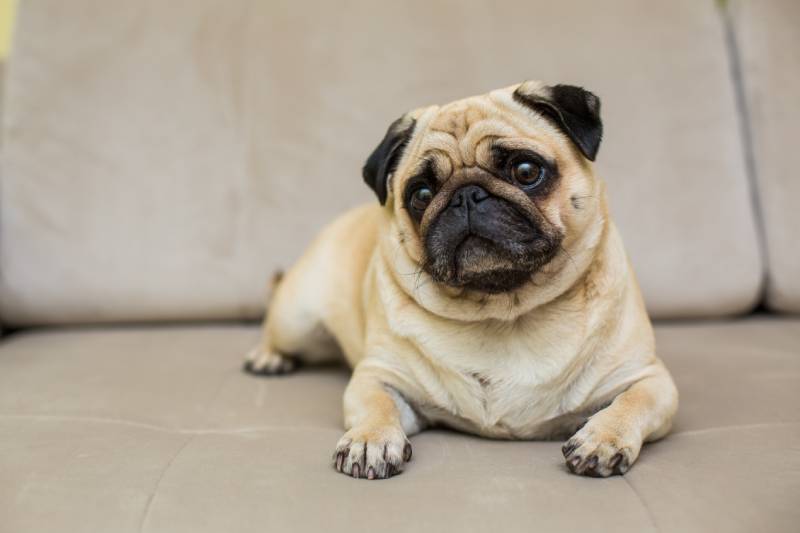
[0,0,762,325]
[731,0,800,312]
[1,319,799,532]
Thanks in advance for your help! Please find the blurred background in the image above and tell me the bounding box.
[0,0,796,327]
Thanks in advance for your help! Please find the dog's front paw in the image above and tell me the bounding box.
[243,346,298,376]
[561,418,641,477]
[333,425,412,480]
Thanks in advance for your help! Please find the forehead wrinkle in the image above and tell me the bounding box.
[424,129,458,147]
[407,149,454,182]
[424,149,454,180]
[459,118,521,166]
[419,130,462,168]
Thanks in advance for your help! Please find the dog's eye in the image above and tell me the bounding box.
[511,160,546,188]
[409,186,433,212]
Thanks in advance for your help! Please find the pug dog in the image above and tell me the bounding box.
[244,81,678,479]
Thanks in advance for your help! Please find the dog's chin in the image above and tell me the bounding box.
[448,235,536,294]
[457,269,532,294]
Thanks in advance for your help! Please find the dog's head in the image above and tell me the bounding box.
[364,81,604,295]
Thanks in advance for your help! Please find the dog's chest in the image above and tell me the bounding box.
[422,363,572,439]
[408,316,596,439]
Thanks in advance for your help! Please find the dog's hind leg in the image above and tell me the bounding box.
[243,205,380,376]
[244,266,341,376]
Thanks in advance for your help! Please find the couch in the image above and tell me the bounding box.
[1,1,798,531]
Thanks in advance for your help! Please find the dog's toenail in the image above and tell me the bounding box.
[403,443,412,461]
[562,442,577,457]
[616,458,630,475]
[609,453,623,470]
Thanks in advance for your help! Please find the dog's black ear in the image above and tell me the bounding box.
[513,84,602,161]
[363,114,416,204]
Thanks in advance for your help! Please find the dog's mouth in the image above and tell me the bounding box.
[452,235,534,293]
[424,231,559,294]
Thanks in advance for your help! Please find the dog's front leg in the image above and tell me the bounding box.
[333,364,422,479]
[562,360,678,477]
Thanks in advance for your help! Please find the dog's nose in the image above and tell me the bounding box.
[450,184,490,208]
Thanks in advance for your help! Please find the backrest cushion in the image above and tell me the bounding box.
[0,0,762,325]
[731,0,800,312]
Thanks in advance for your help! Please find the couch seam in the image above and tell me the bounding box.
[668,420,799,437]
[0,413,341,434]
[718,0,770,308]
[622,475,661,533]
[137,434,196,533]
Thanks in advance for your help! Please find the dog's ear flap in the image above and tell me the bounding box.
[363,114,416,204]
[513,83,603,161]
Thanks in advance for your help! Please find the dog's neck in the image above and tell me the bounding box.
[379,193,621,324]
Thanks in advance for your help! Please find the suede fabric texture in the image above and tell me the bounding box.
[0,0,762,325]
[731,0,800,312]
[1,319,799,532]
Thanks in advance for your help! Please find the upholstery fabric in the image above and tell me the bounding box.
[0,0,762,325]
[1,319,798,532]
[731,0,800,312]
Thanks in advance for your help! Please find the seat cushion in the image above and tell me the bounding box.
[731,0,800,312]
[1,319,798,532]
[0,0,762,325]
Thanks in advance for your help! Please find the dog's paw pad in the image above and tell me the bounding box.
[243,347,298,376]
[333,426,411,480]
[562,424,636,477]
